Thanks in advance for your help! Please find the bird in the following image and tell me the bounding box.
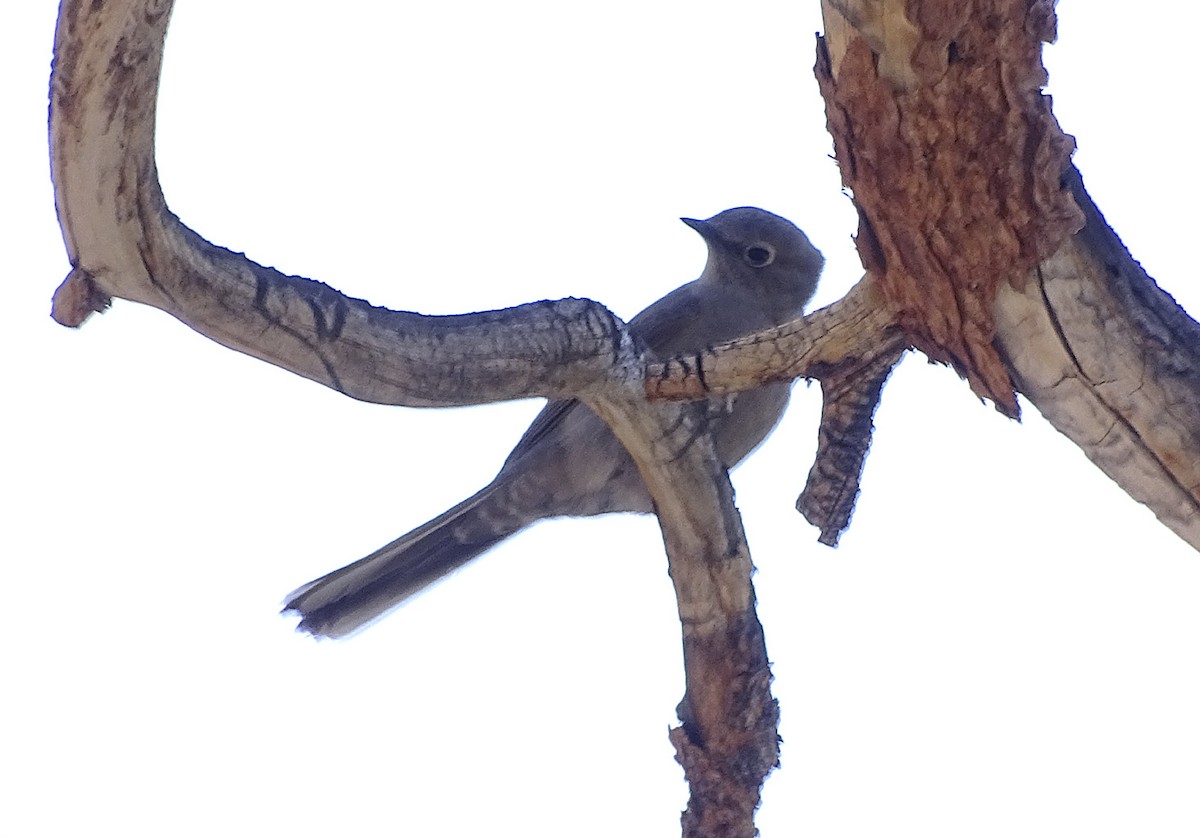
[284,207,823,638]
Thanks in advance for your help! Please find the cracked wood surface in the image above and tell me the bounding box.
[995,169,1200,547]
[50,0,629,410]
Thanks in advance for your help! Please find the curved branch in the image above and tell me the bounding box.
[994,170,1200,549]
[48,2,786,833]
[49,0,634,409]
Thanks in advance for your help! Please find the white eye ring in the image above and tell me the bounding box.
[744,244,775,267]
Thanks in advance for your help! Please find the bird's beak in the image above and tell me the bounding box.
[681,217,730,253]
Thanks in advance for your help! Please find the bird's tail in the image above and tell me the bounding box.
[283,482,526,638]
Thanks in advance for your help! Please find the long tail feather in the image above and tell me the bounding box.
[283,484,523,638]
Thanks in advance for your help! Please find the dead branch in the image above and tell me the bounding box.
[48,2,837,833]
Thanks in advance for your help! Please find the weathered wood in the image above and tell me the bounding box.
[46,2,802,833]
[646,279,908,546]
[646,0,1200,553]
[816,0,1081,417]
[589,396,778,838]
[804,0,1198,551]
[994,169,1200,549]
[49,2,633,409]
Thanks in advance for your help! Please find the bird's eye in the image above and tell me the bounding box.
[744,245,775,267]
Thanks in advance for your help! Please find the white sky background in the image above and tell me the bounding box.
[4,2,1200,835]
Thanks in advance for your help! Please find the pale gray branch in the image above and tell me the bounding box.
[995,169,1200,550]
[49,1,634,409]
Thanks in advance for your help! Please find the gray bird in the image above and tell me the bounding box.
[285,207,823,637]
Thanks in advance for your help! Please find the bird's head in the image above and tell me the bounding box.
[682,206,823,315]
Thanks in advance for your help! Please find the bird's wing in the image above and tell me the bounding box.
[626,282,706,353]
[502,281,742,469]
[628,282,768,354]
[502,398,580,466]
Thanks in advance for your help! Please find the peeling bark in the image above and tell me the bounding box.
[646,0,1200,552]
[798,349,901,546]
[816,0,1082,416]
[590,397,779,838]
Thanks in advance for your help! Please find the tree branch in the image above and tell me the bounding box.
[645,279,909,543]
[588,396,778,837]
[47,1,793,832]
[49,3,639,409]
[994,168,1200,549]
